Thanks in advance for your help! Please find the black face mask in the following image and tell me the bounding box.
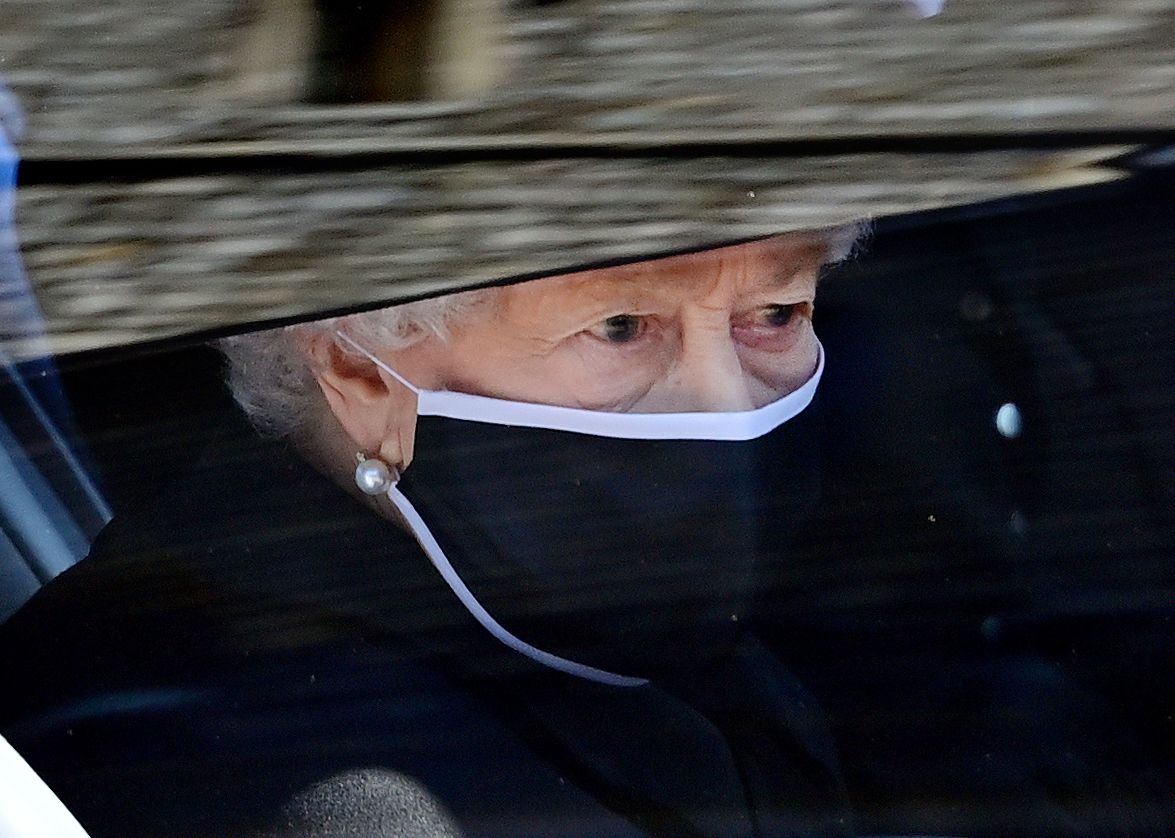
[396,409,821,685]
[341,332,825,687]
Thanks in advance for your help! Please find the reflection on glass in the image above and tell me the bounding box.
[232,0,507,103]
[0,83,109,623]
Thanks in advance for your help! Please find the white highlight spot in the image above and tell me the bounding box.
[908,0,945,17]
[995,403,1023,439]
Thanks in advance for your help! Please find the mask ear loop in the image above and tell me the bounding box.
[337,331,648,688]
[335,331,422,395]
[384,481,649,688]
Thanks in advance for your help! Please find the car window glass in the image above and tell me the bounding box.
[1,3,1172,837]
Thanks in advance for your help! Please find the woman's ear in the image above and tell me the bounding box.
[305,332,419,470]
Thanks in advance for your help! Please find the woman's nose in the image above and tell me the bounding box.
[670,316,754,412]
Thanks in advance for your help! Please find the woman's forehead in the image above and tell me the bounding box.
[498,233,827,314]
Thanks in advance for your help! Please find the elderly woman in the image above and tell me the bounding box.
[1,230,858,837]
[230,230,847,683]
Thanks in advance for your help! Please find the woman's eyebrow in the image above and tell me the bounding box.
[509,271,666,335]
[760,244,829,290]
[749,231,831,270]
[556,265,681,304]
[764,261,817,291]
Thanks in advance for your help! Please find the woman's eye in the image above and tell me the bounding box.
[760,303,797,328]
[589,315,646,344]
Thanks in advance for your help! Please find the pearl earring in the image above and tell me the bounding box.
[354,452,398,495]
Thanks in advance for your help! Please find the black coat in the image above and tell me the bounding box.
[0,413,851,838]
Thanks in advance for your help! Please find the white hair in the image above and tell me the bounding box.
[823,219,870,265]
[219,223,868,438]
[219,288,495,438]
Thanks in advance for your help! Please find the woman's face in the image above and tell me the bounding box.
[316,232,832,470]
[393,232,827,414]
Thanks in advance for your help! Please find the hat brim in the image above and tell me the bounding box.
[5,146,1138,360]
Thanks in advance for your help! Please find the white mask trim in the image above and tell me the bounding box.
[336,331,824,441]
[385,482,649,688]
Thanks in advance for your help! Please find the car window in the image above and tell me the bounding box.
[1,2,1173,837]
